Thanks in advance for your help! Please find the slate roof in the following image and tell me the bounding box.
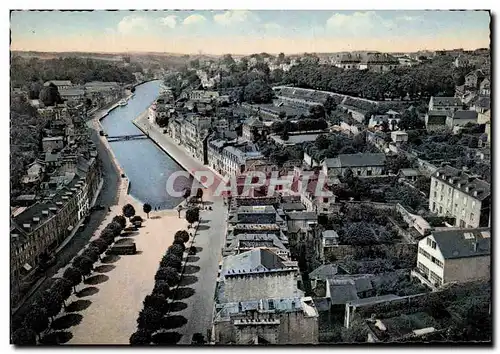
[347,294,401,307]
[448,110,478,120]
[285,211,318,221]
[281,202,307,212]
[473,96,491,109]
[431,96,462,106]
[327,279,359,304]
[431,227,491,260]
[221,249,289,276]
[245,117,265,128]
[324,153,386,168]
[44,80,72,87]
[309,264,338,280]
[433,165,490,201]
[399,168,420,177]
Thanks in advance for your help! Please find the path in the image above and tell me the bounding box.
[134,112,228,344]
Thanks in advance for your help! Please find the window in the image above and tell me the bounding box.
[367,170,372,176]
[432,202,436,211]
[323,198,329,203]
[433,191,437,199]
[431,241,437,249]
[418,262,430,276]
[440,184,444,191]
[439,206,443,214]
[419,248,432,260]
[463,197,467,205]
[432,257,444,268]
[470,213,475,221]
[440,195,443,202]
[472,201,476,209]
[434,180,438,188]
[357,170,361,176]
[426,238,432,247]
[448,187,452,195]
[430,271,442,286]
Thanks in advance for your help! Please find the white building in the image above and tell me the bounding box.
[413,228,490,289]
[429,165,491,228]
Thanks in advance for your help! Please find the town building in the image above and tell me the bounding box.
[479,77,490,96]
[445,110,478,129]
[368,110,401,130]
[428,97,462,112]
[44,80,73,90]
[42,136,64,152]
[390,131,408,144]
[412,228,490,289]
[242,117,265,141]
[454,55,469,68]
[334,53,362,70]
[429,165,491,228]
[358,53,399,72]
[464,69,486,89]
[424,111,449,131]
[323,153,386,178]
[212,296,319,344]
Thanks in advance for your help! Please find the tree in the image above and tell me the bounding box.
[50,278,72,306]
[174,230,190,243]
[122,203,136,221]
[143,293,168,313]
[89,238,108,255]
[399,109,424,130]
[39,83,63,107]
[386,153,412,174]
[323,95,337,115]
[315,134,330,150]
[143,203,152,219]
[152,280,172,298]
[63,267,82,292]
[309,105,326,119]
[12,327,37,345]
[160,253,182,271]
[24,306,49,339]
[72,255,94,279]
[278,111,286,120]
[82,246,100,263]
[155,267,180,287]
[38,290,63,321]
[137,308,163,332]
[196,188,203,202]
[28,81,42,100]
[112,215,127,229]
[105,221,123,236]
[341,222,378,246]
[130,329,152,345]
[280,129,290,141]
[168,243,186,258]
[243,80,274,104]
[399,187,423,211]
[99,230,116,245]
[185,207,200,226]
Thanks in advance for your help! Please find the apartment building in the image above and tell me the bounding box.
[323,153,386,178]
[428,96,462,112]
[429,165,491,228]
[412,228,490,289]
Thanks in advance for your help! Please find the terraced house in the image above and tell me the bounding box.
[429,165,491,228]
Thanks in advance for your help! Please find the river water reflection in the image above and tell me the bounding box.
[100,80,191,209]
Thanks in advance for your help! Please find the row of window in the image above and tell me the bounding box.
[419,247,444,268]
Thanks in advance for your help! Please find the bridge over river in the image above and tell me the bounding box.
[106,133,149,142]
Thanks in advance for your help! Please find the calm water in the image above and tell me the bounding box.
[100,80,191,209]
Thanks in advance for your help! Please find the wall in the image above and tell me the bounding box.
[324,243,417,263]
[444,256,490,284]
[278,311,319,344]
[224,271,298,302]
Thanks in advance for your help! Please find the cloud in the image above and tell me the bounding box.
[117,15,149,34]
[326,11,394,36]
[183,14,207,26]
[262,23,282,31]
[213,10,256,26]
[160,15,178,29]
[396,15,423,22]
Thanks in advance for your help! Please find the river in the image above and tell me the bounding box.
[100,80,190,210]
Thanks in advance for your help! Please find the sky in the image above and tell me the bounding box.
[10,10,491,54]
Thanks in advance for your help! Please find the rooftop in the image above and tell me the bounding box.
[324,153,386,168]
[221,248,294,277]
[433,165,490,201]
[430,227,491,259]
[285,211,318,221]
[430,96,462,106]
[448,110,478,120]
